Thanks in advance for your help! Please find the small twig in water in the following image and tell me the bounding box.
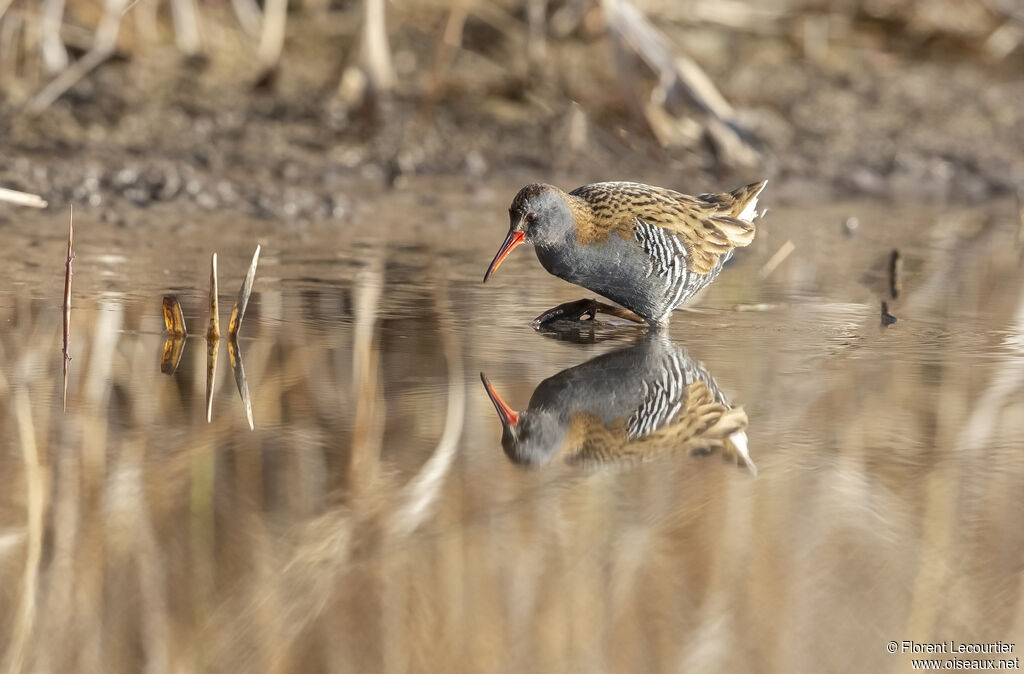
[889,249,903,299]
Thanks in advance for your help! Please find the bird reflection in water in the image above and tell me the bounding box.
[481,332,755,473]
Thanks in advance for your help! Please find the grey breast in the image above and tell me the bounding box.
[534,233,666,322]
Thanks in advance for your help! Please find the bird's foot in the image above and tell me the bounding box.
[532,299,600,327]
[532,299,645,327]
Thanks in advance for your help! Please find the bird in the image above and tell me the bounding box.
[483,180,767,326]
[480,332,754,472]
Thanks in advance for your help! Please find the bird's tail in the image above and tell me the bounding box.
[728,180,767,223]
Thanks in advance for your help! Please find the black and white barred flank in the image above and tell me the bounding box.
[634,219,734,323]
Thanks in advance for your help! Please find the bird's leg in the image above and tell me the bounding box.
[532,299,646,327]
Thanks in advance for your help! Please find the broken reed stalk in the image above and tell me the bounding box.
[62,205,73,411]
[160,295,187,375]
[162,296,187,336]
[228,245,260,338]
[0,187,48,208]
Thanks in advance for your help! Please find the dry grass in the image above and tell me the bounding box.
[1,0,1016,170]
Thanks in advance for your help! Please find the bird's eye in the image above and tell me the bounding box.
[526,212,537,223]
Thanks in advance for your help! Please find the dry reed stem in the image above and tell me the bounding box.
[0,186,48,208]
[170,0,202,55]
[62,205,73,411]
[207,253,220,340]
[228,244,261,338]
[601,0,759,167]
[40,0,69,73]
[359,0,395,94]
[30,0,130,111]
[257,0,287,72]
[758,240,795,280]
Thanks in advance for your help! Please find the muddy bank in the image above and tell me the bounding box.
[0,3,1021,220]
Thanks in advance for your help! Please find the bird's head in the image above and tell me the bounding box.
[479,373,565,466]
[483,184,574,282]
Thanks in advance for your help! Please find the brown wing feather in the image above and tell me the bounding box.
[568,181,765,275]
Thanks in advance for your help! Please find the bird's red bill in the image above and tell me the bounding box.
[480,373,519,426]
[483,230,525,282]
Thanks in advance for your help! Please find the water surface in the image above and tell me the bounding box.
[1,181,1023,672]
